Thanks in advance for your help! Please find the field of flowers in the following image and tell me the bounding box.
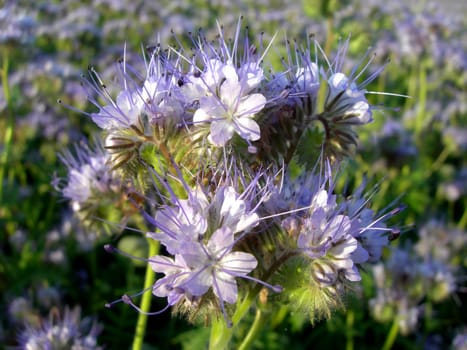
[1,1,466,349]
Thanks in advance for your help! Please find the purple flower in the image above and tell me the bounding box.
[148,184,259,253]
[342,180,401,263]
[188,227,258,303]
[54,137,116,212]
[273,164,400,286]
[180,59,225,101]
[295,61,320,95]
[82,20,405,328]
[152,227,258,305]
[210,185,260,234]
[91,89,142,129]
[193,63,266,146]
[87,49,181,131]
[297,189,361,284]
[325,72,372,124]
[17,307,102,350]
[138,54,184,124]
[138,168,284,323]
[176,21,270,147]
[150,187,210,255]
[151,254,194,306]
[109,171,279,324]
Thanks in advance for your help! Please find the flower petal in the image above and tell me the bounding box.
[208,227,234,254]
[149,255,179,274]
[236,93,266,117]
[220,252,258,276]
[193,107,210,124]
[344,265,362,282]
[209,120,235,146]
[234,213,259,233]
[234,117,261,141]
[213,272,238,304]
[184,268,212,296]
[329,236,358,258]
[327,215,351,241]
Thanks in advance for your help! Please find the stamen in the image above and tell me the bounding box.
[224,271,283,293]
[57,99,93,118]
[122,294,171,315]
[104,244,149,264]
[358,205,405,234]
[212,274,233,328]
[105,286,152,309]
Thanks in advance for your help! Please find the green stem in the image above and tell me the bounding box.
[345,310,354,350]
[209,291,257,350]
[381,318,399,350]
[238,308,265,350]
[270,305,288,329]
[425,145,451,178]
[458,199,467,230]
[131,239,159,350]
[1,52,10,103]
[415,62,427,134]
[0,51,13,203]
[404,65,417,111]
[208,252,294,349]
[209,317,229,350]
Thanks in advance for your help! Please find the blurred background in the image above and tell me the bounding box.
[1,0,465,349]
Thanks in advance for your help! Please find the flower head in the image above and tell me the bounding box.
[325,72,372,125]
[193,63,266,146]
[151,226,258,306]
[91,88,142,130]
[54,137,118,211]
[296,188,361,284]
[54,137,140,239]
[126,165,281,324]
[17,307,102,350]
[82,21,404,329]
[86,47,182,131]
[181,21,269,147]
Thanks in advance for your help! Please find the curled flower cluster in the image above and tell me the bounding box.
[260,168,401,320]
[74,20,385,169]
[55,138,116,211]
[60,20,402,325]
[54,137,142,238]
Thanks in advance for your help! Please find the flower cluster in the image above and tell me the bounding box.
[261,168,400,320]
[59,20,402,326]
[17,307,102,350]
[54,137,142,238]
[78,21,384,169]
[146,174,268,319]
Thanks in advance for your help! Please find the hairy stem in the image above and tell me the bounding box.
[208,251,295,349]
[209,291,257,350]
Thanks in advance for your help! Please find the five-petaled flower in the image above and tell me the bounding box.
[193,63,267,146]
[151,227,258,307]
